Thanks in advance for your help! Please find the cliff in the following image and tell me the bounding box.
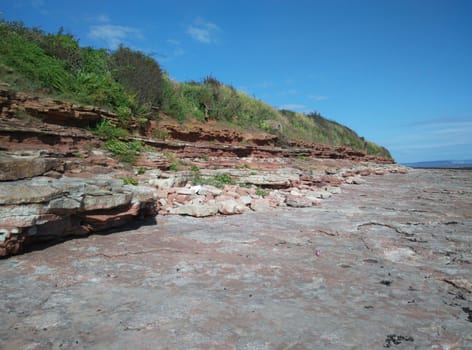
[0,86,406,257]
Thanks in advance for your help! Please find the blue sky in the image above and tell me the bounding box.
[1,0,471,163]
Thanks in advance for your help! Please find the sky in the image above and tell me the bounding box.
[1,0,471,163]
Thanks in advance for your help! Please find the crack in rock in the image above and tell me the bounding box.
[357,222,415,237]
[87,248,200,259]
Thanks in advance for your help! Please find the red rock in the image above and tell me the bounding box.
[174,194,191,204]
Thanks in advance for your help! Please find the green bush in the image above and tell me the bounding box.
[137,166,146,175]
[105,139,143,164]
[201,173,235,188]
[110,45,164,107]
[0,20,392,159]
[93,119,129,139]
[0,22,73,93]
[152,129,170,140]
[121,176,138,186]
[256,187,269,197]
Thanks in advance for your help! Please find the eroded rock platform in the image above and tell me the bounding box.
[1,169,471,349]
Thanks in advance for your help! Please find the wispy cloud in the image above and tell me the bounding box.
[92,14,110,23]
[167,39,185,57]
[256,81,273,89]
[88,24,142,49]
[278,104,306,111]
[31,0,48,15]
[278,89,297,96]
[167,39,181,46]
[384,117,472,162]
[154,38,186,62]
[187,17,221,44]
[309,95,329,101]
[407,116,472,127]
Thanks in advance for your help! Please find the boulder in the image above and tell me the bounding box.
[240,195,253,206]
[324,186,342,194]
[250,198,271,212]
[346,176,366,185]
[170,203,219,217]
[149,178,175,189]
[176,186,201,195]
[305,190,332,199]
[218,199,248,215]
[238,170,299,188]
[0,151,62,181]
[285,194,313,208]
[0,177,157,257]
[197,185,223,196]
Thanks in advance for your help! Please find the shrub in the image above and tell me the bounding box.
[0,22,73,93]
[152,129,170,140]
[121,176,138,185]
[93,119,129,139]
[109,45,164,107]
[137,167,146,175]
[204,173,235,188]
[169,163,179,172]
[256,187,269,197]
[105,139,143,164]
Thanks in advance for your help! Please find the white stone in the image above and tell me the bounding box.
[149,178,175,189]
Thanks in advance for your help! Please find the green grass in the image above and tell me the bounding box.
[121,176,138,186]
[0,20,392,159]
[105,139,143,164]
[256,187,270,197]
[92,119,129,139]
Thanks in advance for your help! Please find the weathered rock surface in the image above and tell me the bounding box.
[0,151,63,180]
[1,86,117,127]
[150,164,406,217]
[0,86,406,257]
[0,177,157,257]
[1,169,470,349]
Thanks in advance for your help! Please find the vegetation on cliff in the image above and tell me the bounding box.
[0,20,391,158]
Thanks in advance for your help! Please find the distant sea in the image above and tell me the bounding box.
[403,160,472,169]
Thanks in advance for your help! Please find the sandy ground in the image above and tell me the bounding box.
[1,169,471,349]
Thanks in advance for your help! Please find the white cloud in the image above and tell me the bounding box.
[278,104,306,111]
[278,89,298,96]
[84,14,110,23]
[256,81,273,89]
[408,117,471,127]
[384,118,472,162]
[155,39,186,62]
[88,24,142,49]
[96,14,110,23]
[187,17,221,44]
[309,95,329,101]
[167,39,181,46]
[31,0,48,15]
[173,47,186,57]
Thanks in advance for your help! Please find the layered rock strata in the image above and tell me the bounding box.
[0,176,156,257]
[0,87,406,257]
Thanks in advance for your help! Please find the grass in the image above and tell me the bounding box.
[92,119,129,139]
[0,20,393,159]
[189,168,236,188]
[105,139,143,164]
[152,129,170,140]
[256,187,270,197]
[121,176,138,185]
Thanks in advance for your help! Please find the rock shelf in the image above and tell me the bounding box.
[0,169,470,348]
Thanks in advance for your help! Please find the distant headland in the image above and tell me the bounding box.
[403,160,472,169]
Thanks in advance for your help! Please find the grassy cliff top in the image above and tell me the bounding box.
[0,20,391,159]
